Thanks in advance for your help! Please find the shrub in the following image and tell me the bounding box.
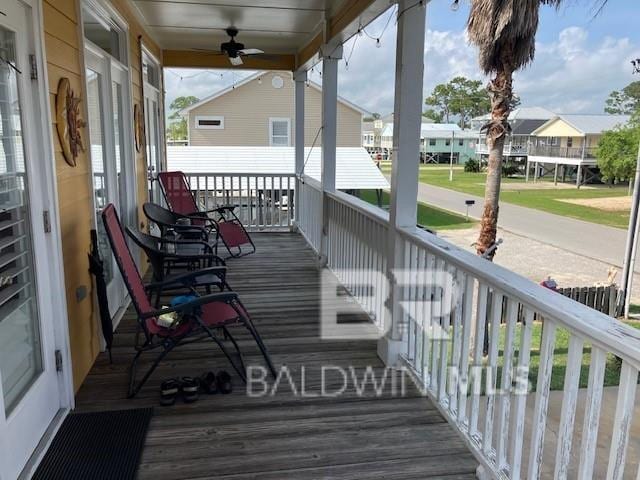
[502,163,520,177]
[464,159,481,173]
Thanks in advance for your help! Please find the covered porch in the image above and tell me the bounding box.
[75,233,478,479]
[79,0,640,478]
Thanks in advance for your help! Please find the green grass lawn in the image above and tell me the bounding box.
[357,189,473,231]
[378,163,630,228]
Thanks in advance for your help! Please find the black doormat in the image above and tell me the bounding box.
[33,408,153,480]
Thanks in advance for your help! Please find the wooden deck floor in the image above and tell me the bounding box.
[75,233,477,479]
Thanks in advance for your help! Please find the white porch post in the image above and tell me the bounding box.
[525,157,530,182]
[293,69,307,227]
[378,0,427,366]
[319,43,342,262]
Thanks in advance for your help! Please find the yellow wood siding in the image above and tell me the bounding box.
[43,0,161,390]
[187,72,363,147]
[534,118,584,138]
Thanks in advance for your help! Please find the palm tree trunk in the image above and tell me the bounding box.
[476,67,513,259]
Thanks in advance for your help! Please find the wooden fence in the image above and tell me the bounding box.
[557,284,618,317]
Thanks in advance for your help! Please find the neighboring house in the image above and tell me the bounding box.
[380,122,478,164]
[528,114,631,186]
[181,71,366,147]
[362,118,385,155]
[474,106,555,161]
[420,123,478,164]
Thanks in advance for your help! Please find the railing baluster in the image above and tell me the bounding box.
[606,361,638,480]
[423,252,435,387]
[509,307,534,479]
[449,268,464,415]
[483,289,504,458]
[469,282,488,439]
[438,264,454,403]
[457,273,475,425]
[527,320,557,480]
[430,258,444,392]
[496,297,518,469]
[554,334,584,479]
[577,346,606,480]
[416,248,427,380]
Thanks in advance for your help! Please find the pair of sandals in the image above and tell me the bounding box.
[160,371,232,406]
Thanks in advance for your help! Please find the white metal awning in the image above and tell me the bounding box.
[166,146,389,190]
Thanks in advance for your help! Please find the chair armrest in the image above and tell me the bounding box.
[206,205,236,214]
[145,266,227,291]
[141,291,239,318]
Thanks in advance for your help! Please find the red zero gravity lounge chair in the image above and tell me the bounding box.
[101,204,276,397]
[158,171,255,258]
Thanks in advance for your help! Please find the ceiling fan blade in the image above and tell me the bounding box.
[238,48,264,56]
[229,55,243,66]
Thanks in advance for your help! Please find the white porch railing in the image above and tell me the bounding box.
[476,144,529,156]
[184,173,296,231]
[297,175,323,251]
[325,189,389,331]
[296,177,640,480]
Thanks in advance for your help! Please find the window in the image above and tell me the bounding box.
[196,116,224,129]
[143,58,160,89]
[82,0,126,62]
[567,137,573,147]
[459,139,464,146]
[429,138,436,146]
[269,118,290,146]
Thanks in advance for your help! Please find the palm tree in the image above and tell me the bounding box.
[466,0,563,259]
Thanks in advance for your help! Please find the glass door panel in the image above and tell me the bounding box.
[111,81,127,222]
[86,68,114,285]
[0,24,42,414]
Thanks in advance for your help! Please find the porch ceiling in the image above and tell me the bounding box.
[130,0,391,70]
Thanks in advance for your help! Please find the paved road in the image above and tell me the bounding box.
[415,182,633,270]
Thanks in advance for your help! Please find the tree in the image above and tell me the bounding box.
[167,95,199,141]
[596,124,640,183]
[363,113,382,122]
[605,81,640,114]
[424,76,490,127]
[466,0,566,259]
[422,108,444,123]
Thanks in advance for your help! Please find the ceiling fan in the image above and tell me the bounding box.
[194,27,266,66]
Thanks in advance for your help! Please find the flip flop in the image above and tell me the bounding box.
[199,371,218,394]
[180,376,200,403]
[216,371,233,394]
[160,379,180,406]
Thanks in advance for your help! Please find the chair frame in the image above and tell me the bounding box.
[101,204,276,398]
[157,171,256,258]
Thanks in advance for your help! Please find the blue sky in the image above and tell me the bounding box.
[165,0,639,119]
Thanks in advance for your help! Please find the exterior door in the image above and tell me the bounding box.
[85,47,128,317]
[0,3,62,478]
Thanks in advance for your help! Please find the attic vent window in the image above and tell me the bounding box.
[195,116,224,129]
[271,75,284,89]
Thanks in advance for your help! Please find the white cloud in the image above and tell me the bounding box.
[164,23,640,119]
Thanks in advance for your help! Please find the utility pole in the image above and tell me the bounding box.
[449,130,455,181]
[618,58,640,318]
